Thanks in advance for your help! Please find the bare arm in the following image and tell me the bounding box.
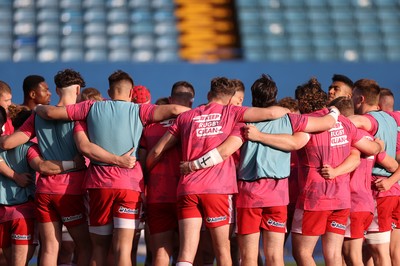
[321,149,361,179]
[0,131,31,150]
[74,130,136,168]
[28,155,85,176]
[242,124,310,151]
[152,104,190,122]
[348,114,372,131]
[375,152,400,191]
[242,106,290,122]
[35,105,70,120]
[180,135,243,175]
[353,136,382,156]
[0,159,33,187]
[146,132,178,171]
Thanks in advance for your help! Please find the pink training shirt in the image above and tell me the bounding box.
[19,114,85,194]
[169,103,248,196]
[296,110,363,211]
[66,100,156,191]
[141,118,181,203]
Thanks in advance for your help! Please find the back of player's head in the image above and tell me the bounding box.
[251,74,277,108]
[353,79,380,105]
[295,77,327,114]
[79,87,103,102]
[54,69,86,89]
[10,105,31,130]
[0,80,11,97]
[278,97,299,113]
[379,88,394,99]
[0,106,7,134]
[332,74,354,89]
[108,70,134,90]
[171,81,195,98]
[328,96,354,117]
[231,79,245,93]
[208,77,236,100]
[23,75,45,98]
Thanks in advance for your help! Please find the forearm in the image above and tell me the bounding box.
[153,104,190,122]
[0,159,15,179]
[334,152,361,176]
[243,106,290,122]
[251,133,303,151]
[35,105,70,120]
[376,152,399,173]
[305,114,336,132]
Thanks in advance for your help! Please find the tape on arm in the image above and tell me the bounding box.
[62,161,76,171]
[328,106,340,122]
[192,148,224,170]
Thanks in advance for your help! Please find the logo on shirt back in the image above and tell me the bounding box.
[329,122,349,147]
[193,113,223,137]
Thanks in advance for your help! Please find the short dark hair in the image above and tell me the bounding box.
[0,80,11,96]
[171,81,195,97]
[54,69,85,88]
[108,70,134,89]
[278,97,299,113]
[251,74,277,108]
[328,96,354,117]
[332,74,353,89]
[354,79,380,105]
[23,75,45,98]
[380,88,394,98]
[208,77,236,100]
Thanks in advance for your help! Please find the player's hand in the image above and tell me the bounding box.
[242,125,261,142]
[116,147,136,168]
[180,161,194,175]
[321,164,336,179]
[374,138,385,152]
[73,154,86,170]
[375,178,395,191]
[12,172,33,187]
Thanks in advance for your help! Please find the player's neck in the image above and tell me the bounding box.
[56,94,77,106]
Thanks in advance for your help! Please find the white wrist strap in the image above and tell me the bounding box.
[193,148,223,170]
[328,107,340,122]
[62,161,76,171]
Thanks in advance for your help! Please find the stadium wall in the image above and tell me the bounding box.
[1,61,399,110]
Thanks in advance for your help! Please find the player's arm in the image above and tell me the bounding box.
[74,130,136,168]
[242,124,310,151]
[152,104,190,122]
[348,114,373,131]
[146,131,178,171]
[353,135,382,156]
[321,149,361,179]
[242,106,290,122]
[180,135,243,175]
[374,152,400,191]
[35,105,70,120]
[302,108,340,132]
[0,158,32,187]
[0,130,31,150]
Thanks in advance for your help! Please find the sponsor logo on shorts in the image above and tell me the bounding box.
[331,221,346,230]
[62,214,83,223]
[11,234,31,241]
[206,215,227,223]
[392,222,397,229]
[118,207,138,214]
[267,219,285,228]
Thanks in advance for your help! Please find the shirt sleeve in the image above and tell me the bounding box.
[363,114,379,135]
[73,121,87,134]
[288,113,309,132]
[139,103,156,126]
[18,113,36,138]
[26,144,41,161]
[66,100,94,121]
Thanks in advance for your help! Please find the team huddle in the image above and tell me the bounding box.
[0,69,399,266]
